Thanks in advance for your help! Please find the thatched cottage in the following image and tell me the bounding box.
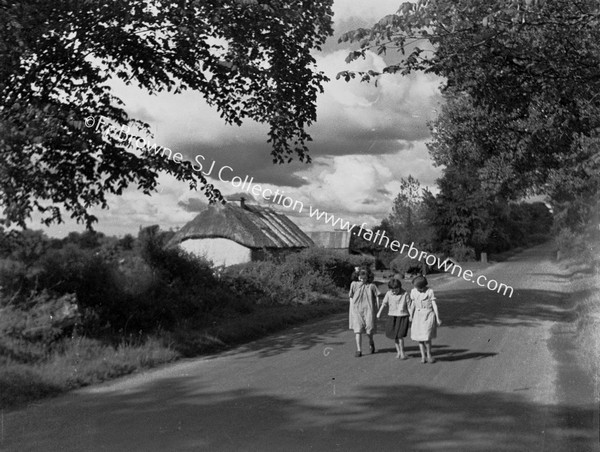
[168,198,314,267]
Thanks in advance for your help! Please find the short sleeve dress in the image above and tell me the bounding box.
[409,288,437,341]
[381,290,411,340]
[348,281,380,334]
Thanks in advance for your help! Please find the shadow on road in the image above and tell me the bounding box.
[216,285,592,360]
[438,288,593,329]
[223,285,593,360]
[375,345,497,362]
[224,315,348,359]
[5,377,595,451]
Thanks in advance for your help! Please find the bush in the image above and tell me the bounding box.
[554,227,598,266]
[294,248,374,286]
[389,255,424,277]
[0,291,79,365]
[555,228,584,261]
[221,248,372,305]
[450,243,476,261]
[375,250,396,270]
[223,259,337,305]
[0,258,28,296]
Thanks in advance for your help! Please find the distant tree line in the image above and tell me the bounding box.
[344,0,599,266]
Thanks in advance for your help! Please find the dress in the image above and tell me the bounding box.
[348,281,380,334]
[409,288,437,341]
[381,290,411,340]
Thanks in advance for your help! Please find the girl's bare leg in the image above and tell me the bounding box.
[368,332,375,353]
[418,342,426,363]
[399,338,406,359]
[355,333,362,353]
[394,339,401,357]
[425,340,435,363]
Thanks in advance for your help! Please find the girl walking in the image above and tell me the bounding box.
[376,278,412,359]
[409,276,442,364]
[348,268,382,357]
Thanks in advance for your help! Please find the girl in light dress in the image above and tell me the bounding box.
[348,268,382,357]
[409,276,442,364]
[376,278,412,359]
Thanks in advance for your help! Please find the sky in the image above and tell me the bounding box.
[37,0,445,238]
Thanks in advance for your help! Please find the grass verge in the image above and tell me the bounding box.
[0,297,346,411]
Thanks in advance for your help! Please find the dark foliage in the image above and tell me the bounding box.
[1,0,334,228]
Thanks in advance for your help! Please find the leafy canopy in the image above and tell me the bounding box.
[0,0,333,228]
[340,0,600,237]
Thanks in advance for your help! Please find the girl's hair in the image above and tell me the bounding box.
[412,275,428,290]
[357,266,374,283]
[388,278,402,290]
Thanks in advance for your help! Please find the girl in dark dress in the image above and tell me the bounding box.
[377,278,412,359]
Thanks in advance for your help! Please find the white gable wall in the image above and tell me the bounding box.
[179,238,252,267]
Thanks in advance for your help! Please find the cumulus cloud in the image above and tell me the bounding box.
[32,1,445,238]
[310,49,442,155]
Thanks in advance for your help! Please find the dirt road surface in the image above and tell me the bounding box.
[2,243,598,451]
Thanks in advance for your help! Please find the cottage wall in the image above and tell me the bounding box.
[179,238,252,267]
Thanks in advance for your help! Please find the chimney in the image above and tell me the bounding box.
[239,196,245,209]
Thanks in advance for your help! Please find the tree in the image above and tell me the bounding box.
[0,228,50,267]
[387,176,434,248]
[340,0,600,232]
[1,0,334,228]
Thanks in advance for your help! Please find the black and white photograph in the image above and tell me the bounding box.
[1,0,599,450]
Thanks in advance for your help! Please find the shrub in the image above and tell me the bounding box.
[555,228,584,260]
[0,258,28,296]
[37,244,98,296]
[450,243,476,261]
[0,291,79,365]
[389,255,424,277]
[221,248,371,305]
[375,250,396,270]
[286,248,373,288]
[223,258,337,305]
[554,227,598,267]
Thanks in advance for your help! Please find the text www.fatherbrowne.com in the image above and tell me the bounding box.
[86,115,514,299]
[308,215,514,298]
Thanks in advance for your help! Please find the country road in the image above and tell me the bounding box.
[2,243,598,451]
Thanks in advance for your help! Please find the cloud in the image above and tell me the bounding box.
[32,0,445,238]
[271,140,442,232]
[312,50,442,151]
[332,0,401,24]
[177,197,208,213]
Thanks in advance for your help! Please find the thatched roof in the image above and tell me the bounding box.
[169,201,314,249]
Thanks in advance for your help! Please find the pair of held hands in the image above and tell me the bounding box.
[376,312,442,327]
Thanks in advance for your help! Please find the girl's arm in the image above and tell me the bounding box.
[372,284,383,311]
[408,291,415,320]
[430,290,442,326]
[405,293,413,321]
[377,292,389,318]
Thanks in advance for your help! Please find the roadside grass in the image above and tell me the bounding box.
[575,281,600,379]
[166,296,346,357]
[0,297,346,410]
[0,336,179,409]
[556,227,600,380]
[562,249,600,380]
